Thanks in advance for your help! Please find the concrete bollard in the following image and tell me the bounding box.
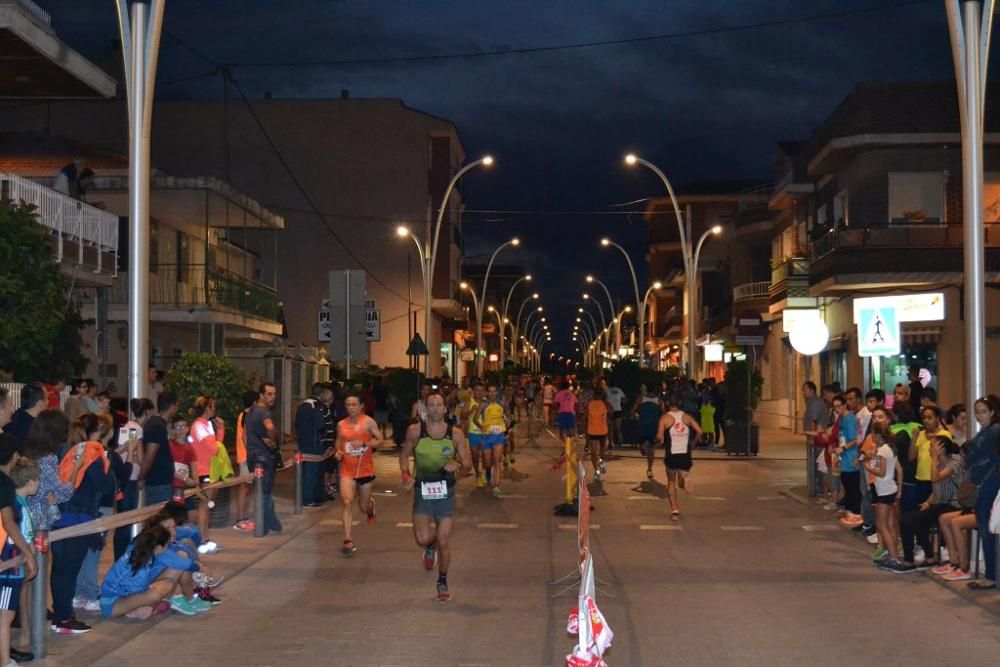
[294,453,304,516]
[254,463,265,538]
[31,533,49,659]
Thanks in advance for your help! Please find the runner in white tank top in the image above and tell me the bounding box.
[657,394,703,521]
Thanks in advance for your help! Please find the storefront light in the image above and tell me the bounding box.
[790,318,830,356]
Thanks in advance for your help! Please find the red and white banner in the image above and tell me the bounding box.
[565,555,613,665]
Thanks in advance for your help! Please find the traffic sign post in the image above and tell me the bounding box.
[329,270,368,378]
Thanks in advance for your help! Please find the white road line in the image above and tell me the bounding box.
[558,523,600,530]
[319,519,360,527]
[477,523,519,529]
[721,525,764,531]
[639,524,683,531]
[627,496,659,501]
[692,496,726,501]
[801,524,841,532]
[396,522,413,528]
[756,495,786,501]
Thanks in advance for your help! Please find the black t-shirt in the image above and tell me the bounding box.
[0,471,16,512]
[143,415,174,485]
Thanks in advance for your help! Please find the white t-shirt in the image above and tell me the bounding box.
[873,443,898,497]
[605,387,625,412]
[668,410,690,455]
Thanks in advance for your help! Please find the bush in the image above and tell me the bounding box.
[165,353,250,440]
[724,359,763,425]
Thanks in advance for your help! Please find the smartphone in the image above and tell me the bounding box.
[128,428,138,439]
[74,442,86,461]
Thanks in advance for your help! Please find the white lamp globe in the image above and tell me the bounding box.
[790,318,829,356]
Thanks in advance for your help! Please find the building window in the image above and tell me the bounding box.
[888,173,945,224]
[149,221,160,274]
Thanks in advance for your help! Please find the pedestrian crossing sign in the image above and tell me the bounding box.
[856,306,900,357]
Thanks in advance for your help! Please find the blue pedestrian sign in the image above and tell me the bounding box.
[857,306,900,357]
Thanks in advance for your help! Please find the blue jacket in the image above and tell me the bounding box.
[101,542,198,602]
[295,398,329,454]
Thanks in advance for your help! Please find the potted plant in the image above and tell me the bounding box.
[723,359,763,456]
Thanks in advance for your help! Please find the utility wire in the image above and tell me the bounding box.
[223,0,931,69]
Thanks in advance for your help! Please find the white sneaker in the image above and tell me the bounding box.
[940,547,949,563]
[72,596,85,609]
[866,533,880,545]
[914,545,926,564]
[197,541,220,555]
[822,502,837,511]
[192,571,225,589]
[82,598,101,612]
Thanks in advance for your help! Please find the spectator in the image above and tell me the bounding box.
[98,525,207,620]
[63,379,88,424]
[321,383,339,501]
[411,383,432,423]
[51,159,86,198]
[147,367,163,409]
[168,417,196,502]
[246,383,282,535]
[233,391,258,532]
[113,399,152,560]
[864,419,903,572]
[296,383,333,509]
[96,391,112,416]
[50,413,115,635]
[907,367,923,415]
[146,504,221,605]
[899,433,963,572]
[140,393,178,506]
[833,394,862,525]
[3,383,47,453]
[188,397,225,553]
[43,378,65,410]
[920,387,938,409]
[24,410,82,541]
[80,380,101,415]
[0,452,38,667]
[802,382,829,498]
[0,389,11,431]
[892,383,915,424]
[372,376,390,435]
[73,414,116,614]
[909,405,951,516]
[605,380,625,449]
[944,404,967,446]
[963,395,1000,590]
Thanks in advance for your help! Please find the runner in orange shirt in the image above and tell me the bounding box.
[587,388,610,482]
[334,390,384,557]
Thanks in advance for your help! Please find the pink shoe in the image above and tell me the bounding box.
[931,563,956,576]
[941,568,971,581]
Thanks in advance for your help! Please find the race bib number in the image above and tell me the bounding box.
[173,462,190,481]
[420,480,448,500]
[489,425,504,435]
[346,441,367,457]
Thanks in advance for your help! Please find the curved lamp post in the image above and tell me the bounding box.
[476,237,520,374]
[600,237,643,365]
[500,274,531,367]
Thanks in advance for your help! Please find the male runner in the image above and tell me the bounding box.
[401,391,471,602]
[334,391,384,556]
[634,386,664,481]
[462,382,487,487]
[656,394,703,521]
[474,383,509,498]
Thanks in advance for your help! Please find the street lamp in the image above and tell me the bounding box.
[613,305,633,353]
[522,307,544,362]
[398,154,493,376]
[513,292,540,361]
[582,293,609,353]
[600,237,644,365]
[458,281,481,364]
[475,237,520,374]
[585,275,617,335]
[688,225,722,376]
[500,273,532,367]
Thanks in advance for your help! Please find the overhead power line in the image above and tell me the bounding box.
[222,0,931,69]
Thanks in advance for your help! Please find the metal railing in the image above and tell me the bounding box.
[732,281,772,302]
[770,256,810,283]
[110,264,281,321]
[1,0,51,24]
[811,220,1000,260]
[0,173,119,272]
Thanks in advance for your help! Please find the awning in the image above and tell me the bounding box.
[902,325,943,344]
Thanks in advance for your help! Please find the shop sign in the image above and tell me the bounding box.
[853,293,944,324]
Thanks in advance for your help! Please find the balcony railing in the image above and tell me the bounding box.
[732,281,772,302]
[1,172,119,271]
[111,264,281,322]
[770,256,810,283]
[812,220,1000,260]
[1,0,51,24]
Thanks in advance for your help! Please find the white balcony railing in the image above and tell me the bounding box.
[732,281,771,302]
[0,0,51,24]
[1,173,119,273]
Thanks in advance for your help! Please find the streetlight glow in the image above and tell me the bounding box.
[653,281,663,289]
[525,274,533,281]
[511,237,521,246]
[396,225,409,237]
[624,153,638,166]
[481,155,494,166]
[711,225,723,235]
[600,238,610,246]
[586,275,594,283]
[459,282,469,290]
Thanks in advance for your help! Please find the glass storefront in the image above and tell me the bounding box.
[876,342,938,396]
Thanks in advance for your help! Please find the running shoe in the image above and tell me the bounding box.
[233,520,255,532]
[598,460,607,475]
[476,471,487,488]
[492,486,503,499]
[670,510,680,522]
[169,595,198,616]
[871,546,888,562]
[839,513,863,527]
[188,596,213,614]
[125,606,154,621]
[197,541,221,555]
[593,472,601,483]
[366,498,377,525]
[822,502,838,511]
[913,545,926,563]
[341,540,356,558]
[193,571,225,589]
[423,545,437,571]
[940,547,949,562]
[646,469,654,481]
[196,588,223,606]
[51,618,92,634]
[865,533,880,545]
[931,563,956,576]
[436,582,452,602]
[878,559,915,574]
[941,568,971,581]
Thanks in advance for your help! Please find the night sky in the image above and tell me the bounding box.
[38,0,964,360]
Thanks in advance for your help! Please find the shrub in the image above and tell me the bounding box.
[165,353,250,440]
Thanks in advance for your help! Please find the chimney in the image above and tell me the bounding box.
[341,89,350,99]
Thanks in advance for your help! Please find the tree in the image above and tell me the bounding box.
[0,202,88,380]
[165,353,249,441]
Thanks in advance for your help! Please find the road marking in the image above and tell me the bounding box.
[628,496,659,501]
[693,496,726,501]
[478,523,519,530]
[721,525,764,531]
[801,524,840,532]
[319,519,360,527]
[756,495,786,501]
[374,490,398,496]
[558,523,600,530]
[639,524,683,531]
[396,522,413,528]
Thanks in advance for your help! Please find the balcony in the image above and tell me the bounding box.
[810,221,1000,290]
[1,172,118,278]
[768,256,815,313]
[110,264,283,333]
[733,281,772,303]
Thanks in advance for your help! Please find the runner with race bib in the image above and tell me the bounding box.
[474,383,510,499]
[334,391,384,557]
[656,394,703,521]
[401,391,471,602]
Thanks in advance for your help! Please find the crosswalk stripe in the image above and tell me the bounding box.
[478,523,518,529]
[639,524,683,531]
[396,522,413,528]
[558,523,600,530]
[721,525,764,531]
[801,524,840,532]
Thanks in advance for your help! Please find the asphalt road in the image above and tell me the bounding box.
[85,421,1000,667]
